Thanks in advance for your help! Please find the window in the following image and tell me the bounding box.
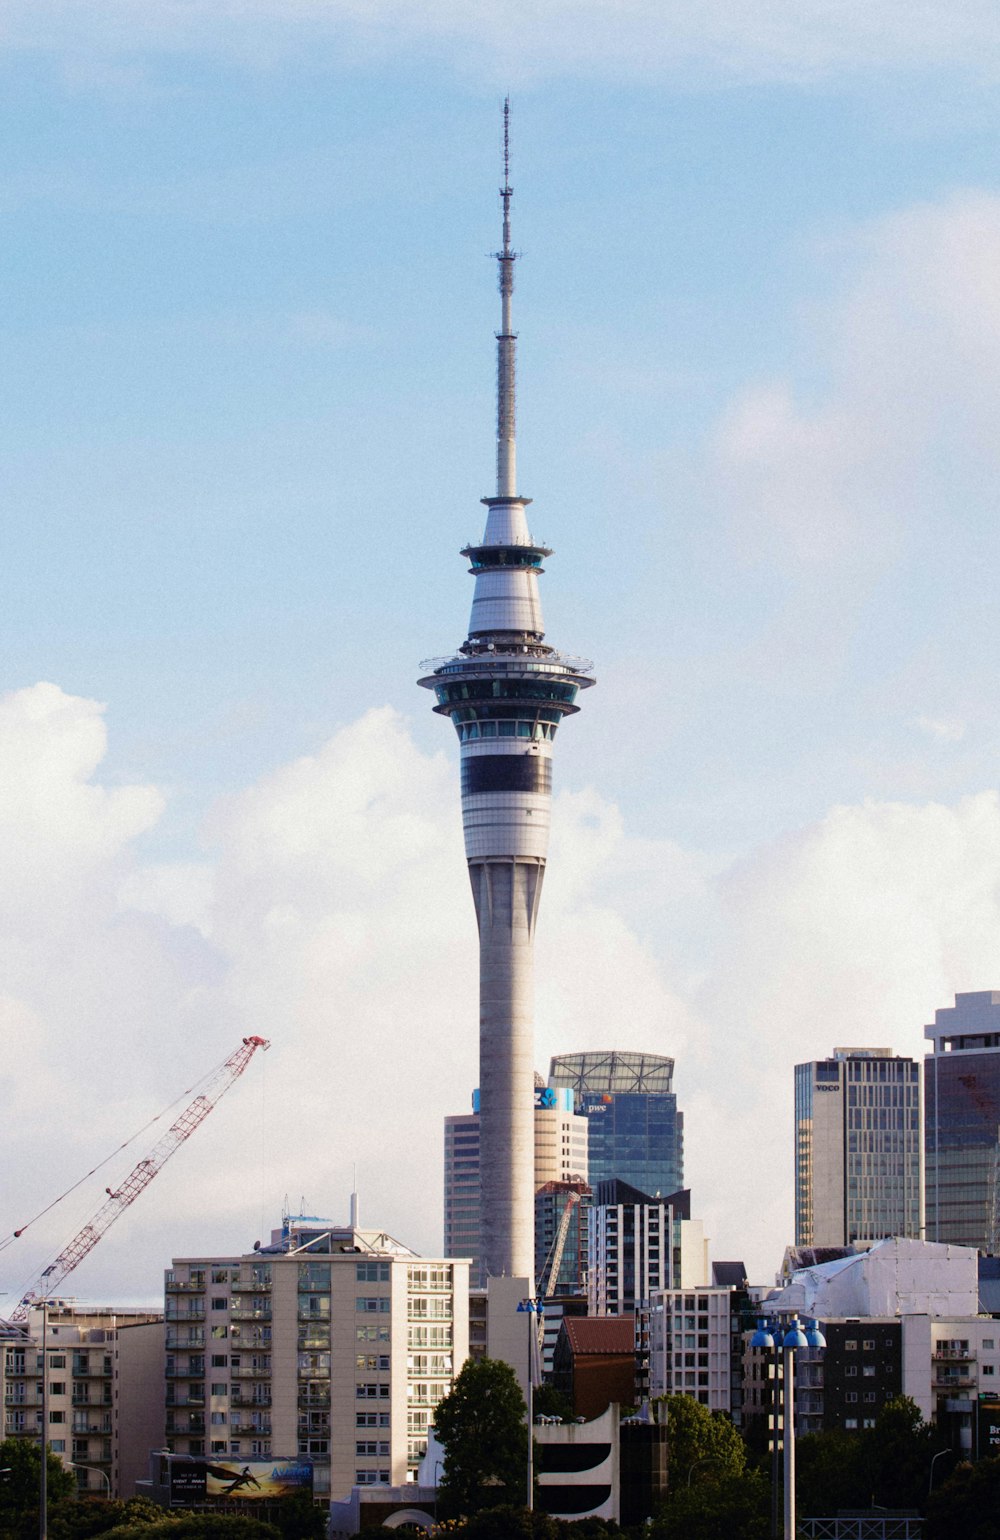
[357,1263,390,1282]
[863,1339,875,1351]
[211,1440,226,1454]
[845,1393,858,1404]
[50,1356,65,1369]
[357,1298,391,1314]
[50,1383,65,1396]
[984,1365,995,1377]
[985,1339,995,1351]
[231,1442,241,1455]
[864,1392,876,1403]
[211,1299,227,1312]
[844,1419,857,1430]
[211,1384,227,1396]
[211,1327,228,1339]
[845,1340,857,1351]
[49,1411,64,1424]
[863,1366,876,1377]
[211,1355,228,1368]
[211,1269,230,1284]
[845,1366,857,1377]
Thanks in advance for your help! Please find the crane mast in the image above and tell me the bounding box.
[10,1035,269,1322]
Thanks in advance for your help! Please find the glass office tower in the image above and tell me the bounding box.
[926,991,1000,1250]
[548,1051,683,1197]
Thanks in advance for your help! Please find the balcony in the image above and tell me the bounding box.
[933,1348,976,1361]
[165,1306,206,1322]
[71,1416,112,1435]
[166,1395,205,1409]
[231,1366,271,1380]
[166,1281,206,1294]
[230,1306,272,1322]
[166,1416,205,1435]
[231,1280,272,1294]
[230,1419,271,1435]
[297,1394,330,1410]
[165,1330,204,1349]
[231,1393,272,1409]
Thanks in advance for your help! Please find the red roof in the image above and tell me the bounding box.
[562,1315,635,1356]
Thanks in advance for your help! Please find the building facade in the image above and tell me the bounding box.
[549,1051,683,1198]
[587,1181,707,1318]
[444,1085,588,1288]
[418,106,595,1282]
[1,1302,163,1497]
[645,1264,754,1420]
[925,991,1000,1250]
[794,1047,923,1248]
[165,1213,469,1502]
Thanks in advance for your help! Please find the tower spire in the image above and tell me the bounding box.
[495,96,517,499]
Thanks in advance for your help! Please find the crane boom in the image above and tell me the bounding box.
[541,1190,581,1300]
[11,1035,269,1322]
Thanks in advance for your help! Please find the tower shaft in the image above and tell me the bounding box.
[419,101,594,1279]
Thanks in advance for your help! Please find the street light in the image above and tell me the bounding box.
[68,1464,111,1497]
[751,1315,826,1540]
[928,1447,954,1496]
[516,1297,544,1511]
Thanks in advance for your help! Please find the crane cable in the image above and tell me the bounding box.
[0,1049,234,1257]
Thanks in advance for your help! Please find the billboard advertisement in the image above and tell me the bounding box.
[169,1459,313,1504]
[978,1396,1000,1457]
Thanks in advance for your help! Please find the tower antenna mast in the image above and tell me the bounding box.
[495,95,517,500]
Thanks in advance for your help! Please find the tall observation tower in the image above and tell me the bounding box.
[418,103,595,1281]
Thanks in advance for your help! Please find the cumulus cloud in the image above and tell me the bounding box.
[4,0,1000,86]
[8,683,1000,1299]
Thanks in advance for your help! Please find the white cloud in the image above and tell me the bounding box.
[916,715,966,743]
[8,684,1000,1301]
[5,0,1000,86]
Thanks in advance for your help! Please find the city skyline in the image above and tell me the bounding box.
[5,7,1000,1300]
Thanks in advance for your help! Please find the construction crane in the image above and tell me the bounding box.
[538,1188,583,1302]
[9,1035,269,1322]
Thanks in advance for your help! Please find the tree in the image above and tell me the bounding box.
[434,1357,530,1519]
[533,1385,573,1423]
[0,1437,76,1540]
[268,1496,326,1540]
[796,1428,868,1516]
[100,1518,279,1540]
[653,1395,746,1485]
[924,1455,1000,1540]
[649,1471,770,1540]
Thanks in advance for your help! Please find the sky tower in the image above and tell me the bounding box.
[418,103,595,1280]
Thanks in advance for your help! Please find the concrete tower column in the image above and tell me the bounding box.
[418,101,594,1280]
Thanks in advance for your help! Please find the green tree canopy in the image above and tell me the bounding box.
[0,1437,76,1540]
[100,1518,279,1540]
[654,1395,747,1485]
[434,1357,530,1519]
[924,1454,1000,1540]
[649,1470,770,1540]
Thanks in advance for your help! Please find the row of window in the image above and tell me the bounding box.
[455,720,556,741]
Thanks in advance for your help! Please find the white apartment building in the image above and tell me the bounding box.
[646,1286,739,1413]
[1,1302,163,1496]
[588,1181,708,1317]
[166,1212,469,1502]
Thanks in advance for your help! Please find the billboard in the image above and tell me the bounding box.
[978,1396,1000,1457]
[169,1459,313,1504]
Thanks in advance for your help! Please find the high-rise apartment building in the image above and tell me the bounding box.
[925,991,1000,1249]
[549,1051,684,1197]
[418,105,594,1281]
[165,1212,469,1500]
[444,1084,588,1287]
[794,1047,923,1248]
[0,1302,163,1497]
[588,1181,707,1317]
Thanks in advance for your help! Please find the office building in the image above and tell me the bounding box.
[443,1083,588,1287]
[925,991,1000,1250]
[165,1210,469,1500]
[588,1180,707,1317]
[793,1047,923,1248]
[1,1301,163,1497]
[418,105,595,1281]
[549,1051,683,1197]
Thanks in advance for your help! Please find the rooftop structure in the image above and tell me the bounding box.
[418,104,594,1280]
[550,1050,683,1198]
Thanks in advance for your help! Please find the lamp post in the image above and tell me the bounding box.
[516,1297,544,1511]
[68,1464,111,1497]
[751,1315,826,1540]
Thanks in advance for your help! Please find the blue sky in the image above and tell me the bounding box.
[4,3,1000,1297]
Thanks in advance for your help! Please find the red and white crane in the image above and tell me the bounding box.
[8,1035,269,1322]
